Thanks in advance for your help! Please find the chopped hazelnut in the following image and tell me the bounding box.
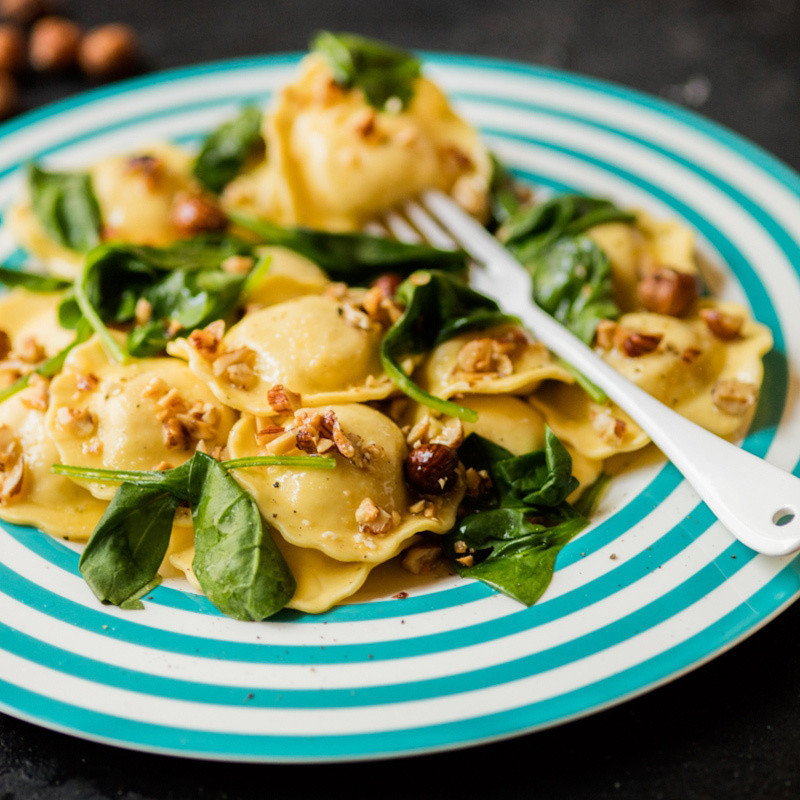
[0,329,11,360]
[55,406,95,437]
[221,255,254,275]
[267,384,301,414]
[711,379,757,416]
[400,542,444,575]
[187,320,225,360]
[700,308,744,341]
[620,331,662,358]
[0,424,23,504]
[162,416,189,450]
[355,497,394,535]
[134,297,153,326]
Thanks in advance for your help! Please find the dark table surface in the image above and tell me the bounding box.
[2,1,800,797]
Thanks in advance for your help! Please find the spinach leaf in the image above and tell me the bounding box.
[446,430,588,606]
[498,194,634,258]
[193,105,264,194]
[311,31,421,109]
[63,236,255,359]
[487,153,524,229]
[529,235,620,345]
[0,265,71,292]
[380,271,517,421]
[186,451,296,621]
[73,451,298,620]
[497,196,633,343]
[79,483,182,609]
[27,163,102,252]
[229,211,466,284]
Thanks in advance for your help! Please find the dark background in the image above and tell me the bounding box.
[3,1,800,798]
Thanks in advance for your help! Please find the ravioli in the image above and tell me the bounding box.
[227,404,465,564]
[6,143,198,280]
[46,336,237,500]
[419,325,573,401]
[222,55,492,230]
[0,390,108,540]
[532,300,773,459]
[169,294,410,414]
[0,288,74,363]
[170,533,372,614]
[243,245,329,307]
[587,211,698,313]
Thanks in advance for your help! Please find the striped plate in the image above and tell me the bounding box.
[0,53,798,763]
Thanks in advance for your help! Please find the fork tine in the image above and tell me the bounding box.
[403,199,460,250]
[383,209,423,244]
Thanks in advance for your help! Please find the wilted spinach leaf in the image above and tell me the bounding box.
[193,105,263,194]
[497,194,633,345]
[62,235,256,359]
[229,211,466,284]
[0,265,70,292]
[27,163,102,252]
[446,430,590,606]
[79,482,182,609]
[380,271,516,420]
[75,451,298,620]
[311,31,421,109]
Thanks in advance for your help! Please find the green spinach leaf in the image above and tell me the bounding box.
[27,163,102,252]
[186,451,296,621]
[229,211,466,284]
[63,236,256,360]
[193,105,264,194]
[0,265,71,292]
[380,271,516,421]
[74,451,299,620]
[79,482,182,609]
[311,31,421,109]
[446,430,588,606]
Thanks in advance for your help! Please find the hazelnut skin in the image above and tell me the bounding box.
[0,24,25,72]
[77,23,139,80]
[170,192,228,235]
[28,15,81,72]
[404,443,460,495]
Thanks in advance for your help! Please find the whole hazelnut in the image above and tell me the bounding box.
[77,23,139,80]
[0,70,19,119]
[0,0,50,26]
[170,192,228,235]
[0,24,25,72]
[636,266,698,317]
[404,443,460,495]
[28,15,80,72]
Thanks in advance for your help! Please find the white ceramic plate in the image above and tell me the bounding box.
[0,52,798,763]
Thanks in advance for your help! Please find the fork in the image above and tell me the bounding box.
[381,189,800,556]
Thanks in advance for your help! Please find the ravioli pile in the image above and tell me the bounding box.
[0,33,773,618]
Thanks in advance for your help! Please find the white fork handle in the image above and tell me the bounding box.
[423,190,800,556]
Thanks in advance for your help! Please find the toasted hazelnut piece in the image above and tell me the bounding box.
[0,24,25,72]
[187,319,225,359]
[464,467,492,499]
[621,331,662,358]
[404,443,459,495]
[221,255,254,275]
[170,191,228,235]
[28,15,81,72]
[699,308,744,341]
[400,542,444,575]
[370,272,403,300]
[77,23,140,80]
[134,297,153,326]
[594,319,618,349]
[267,384,301,414]
[711,379,757,416]
[55,406,95,437]
[0,70,18,119]
[0,329,10,360]
[0,424,23,504]
[162,416,189,450]
[355,497,394,535]
[0,0,50,25]
[637,267,698,317]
